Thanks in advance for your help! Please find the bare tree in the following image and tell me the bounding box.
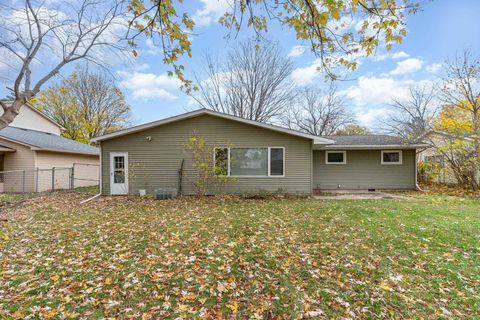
[284,84,354,136]
[335,124,370,135]
[192,40,295,123]
[381,86,437,140]
[33,67,132,144]
[0,0,128,130]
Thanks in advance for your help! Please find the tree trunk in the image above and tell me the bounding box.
[0,98,25,130]
[472,110,479,190]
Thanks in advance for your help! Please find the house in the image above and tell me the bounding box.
[91,109,428,196]
[0,101,99,192]
[417,130,478,184]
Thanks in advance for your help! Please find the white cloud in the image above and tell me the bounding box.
[133,63,150,71]
[143,38,160,55]
[345,75,434,127]
[290,59,323,86]
[355,107,392,127]
[288,45,307,58]
[371,53,389,61]
[343,75,433,107]
[194,0,232,27]
[327,16,356,33]
[119,71,181,100]
[426,63,442,74]
[390,58,423,76]
[391,51,410,60]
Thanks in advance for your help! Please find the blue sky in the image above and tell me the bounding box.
[2,0,480,129]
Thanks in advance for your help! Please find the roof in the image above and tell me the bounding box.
[91,108,335,144]
[319,134,429,149]
[415,129,474,143]
[0,126,99,155]
[0,100,63,129]
[0,144,15,152]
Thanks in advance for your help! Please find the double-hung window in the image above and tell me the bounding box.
[214,147,284,177]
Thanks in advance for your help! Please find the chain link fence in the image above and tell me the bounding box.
[0,163,99,194]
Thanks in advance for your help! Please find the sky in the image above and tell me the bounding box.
[1,0,480,129]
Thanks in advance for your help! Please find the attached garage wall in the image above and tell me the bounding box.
[35,151,99,191]
[101,114,313,196]
[313,149,416,190]
[0,138,36,192]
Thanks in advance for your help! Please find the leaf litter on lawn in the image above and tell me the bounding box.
[0,192,479,319]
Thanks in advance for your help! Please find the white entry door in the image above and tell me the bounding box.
[110,152,128,195]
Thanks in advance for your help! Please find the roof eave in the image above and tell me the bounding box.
[92,109,335,144]
[316,144,431,150]
[30,147,99,155]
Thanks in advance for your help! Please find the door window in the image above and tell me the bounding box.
[113,156,125,183]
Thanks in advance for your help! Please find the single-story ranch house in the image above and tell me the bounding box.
[91,109,428,196]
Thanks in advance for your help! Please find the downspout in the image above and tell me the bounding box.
[80,141,102,204]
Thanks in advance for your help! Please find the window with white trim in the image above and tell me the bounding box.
[214,147,285,177]
[326,151,346,164]
[381,150,402,165]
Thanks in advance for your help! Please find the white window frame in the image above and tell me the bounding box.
[213,147,285,178]
[381,150,403,165]
[325,151,347,164]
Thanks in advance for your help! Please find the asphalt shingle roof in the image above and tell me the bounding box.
[324,134,408,146]
[0,126,99,155]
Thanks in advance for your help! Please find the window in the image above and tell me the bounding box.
[113,156,125,183]
[231,148,269,176]
[214,148,229,176]
[214,147,284,177]
[326,151,346,164]
[270,148,284,176]
[381,150,402,165]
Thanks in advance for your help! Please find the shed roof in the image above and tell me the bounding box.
[0,126,99,155]
[318,134,428,149]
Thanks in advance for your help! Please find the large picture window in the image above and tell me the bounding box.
[214,147,285,177]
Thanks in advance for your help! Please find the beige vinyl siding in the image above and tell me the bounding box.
[313,149,416,190]
[0,138,36,192]
[35,151,99,191]
[0,104,61,135]
[101,114,313,195]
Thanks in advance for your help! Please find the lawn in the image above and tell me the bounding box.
[0,193,479,319]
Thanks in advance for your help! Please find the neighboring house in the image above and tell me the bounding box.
[417,130,477,184]
[0,101,99,192]
[92,109,428,196]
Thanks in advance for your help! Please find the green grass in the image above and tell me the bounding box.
[0,193,479,319]
[0,192,36,204]
[73,185,100,194]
